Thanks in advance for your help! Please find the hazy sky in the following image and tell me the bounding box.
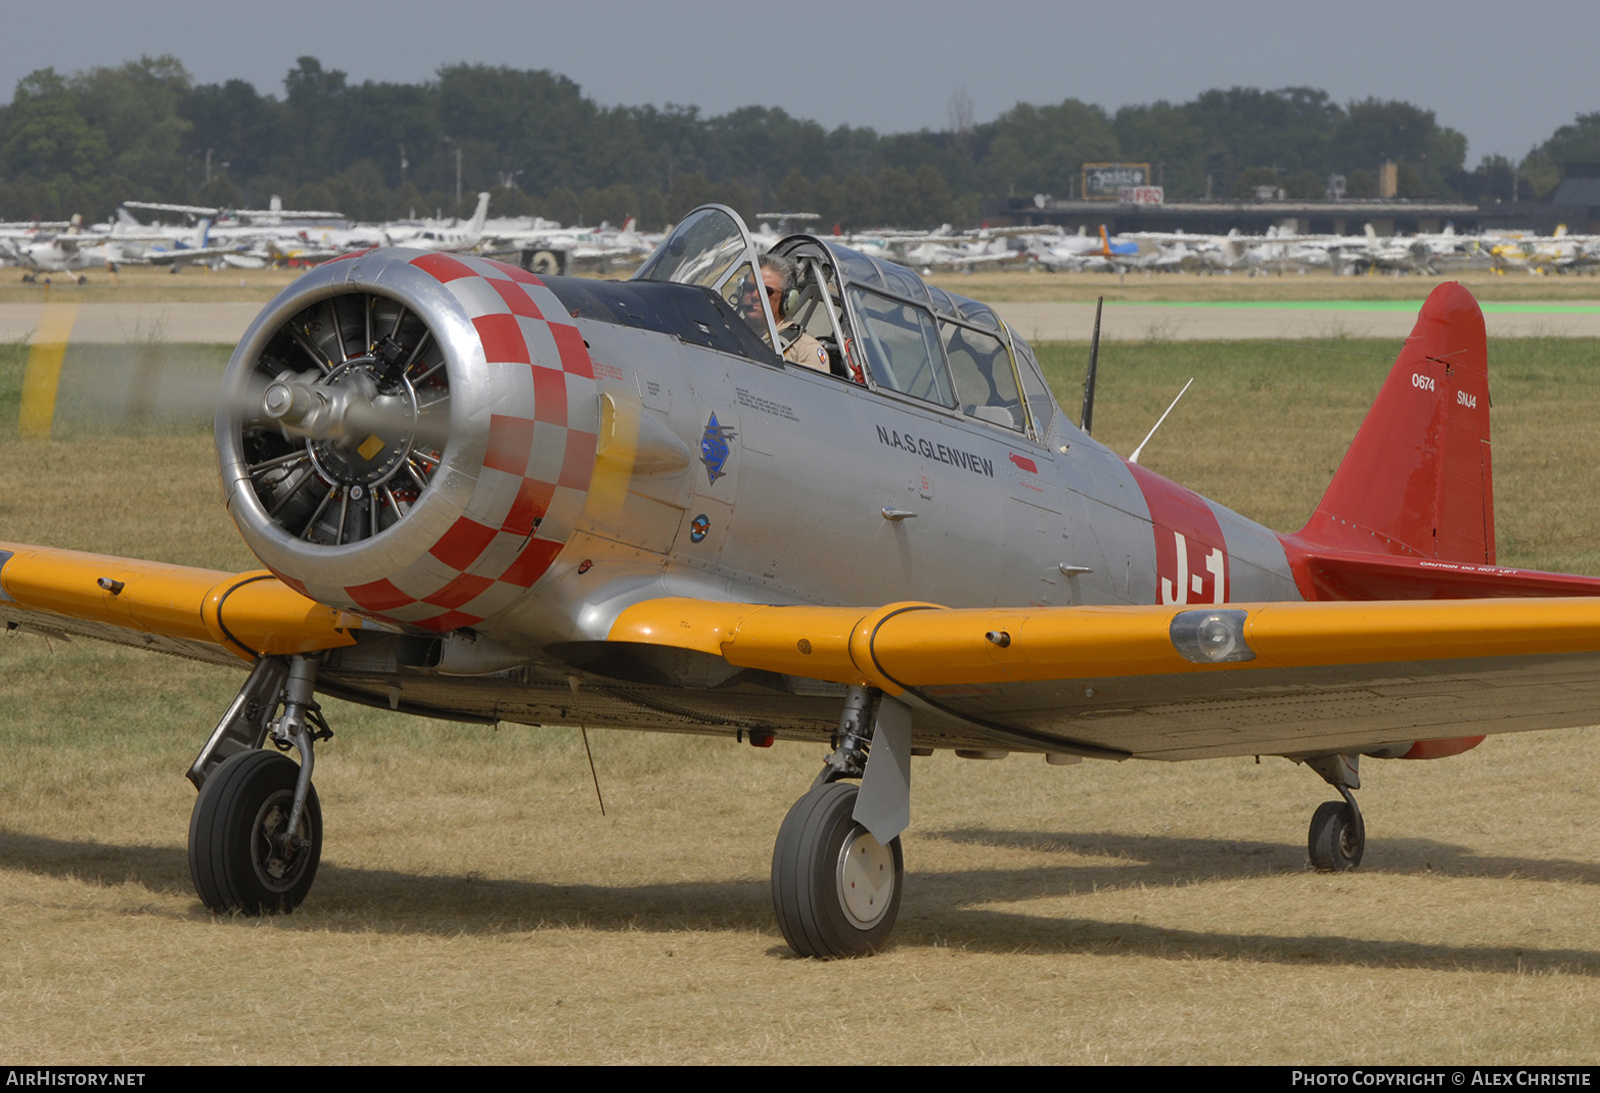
[9,0,1596,164]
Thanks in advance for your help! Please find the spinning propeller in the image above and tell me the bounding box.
[225,289,454,549]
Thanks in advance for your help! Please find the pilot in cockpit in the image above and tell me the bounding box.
[740,254,829,373]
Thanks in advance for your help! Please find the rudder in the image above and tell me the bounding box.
[1297,282,1493,563]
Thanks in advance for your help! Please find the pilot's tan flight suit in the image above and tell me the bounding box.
[780,323,829,373]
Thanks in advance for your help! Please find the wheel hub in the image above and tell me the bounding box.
[836,826,896,928]
[253,790,313,890]
[1338,816,1360,860]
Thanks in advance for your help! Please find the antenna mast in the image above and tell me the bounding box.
[1080,295,1103,434]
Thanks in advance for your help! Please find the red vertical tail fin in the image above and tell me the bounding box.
[1296,282,1494,563]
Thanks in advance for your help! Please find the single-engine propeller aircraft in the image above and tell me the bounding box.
[6,205,1600,959]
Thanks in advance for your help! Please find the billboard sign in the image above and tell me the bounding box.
[1082,163,1150,201]
[1118,186,1164,205]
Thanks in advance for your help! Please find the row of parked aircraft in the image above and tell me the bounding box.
[2,191,1593,281]
[867,222,1600,277]
[0,193,665,281]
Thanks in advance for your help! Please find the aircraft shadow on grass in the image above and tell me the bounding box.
[924,826,1600,888]
[3,827,1598,975]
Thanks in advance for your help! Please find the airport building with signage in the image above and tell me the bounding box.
[985,163,1600,236]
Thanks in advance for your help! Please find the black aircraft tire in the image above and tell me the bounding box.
[1307,799,1363,872]
[771,782,903,958]
[188,749,322,914]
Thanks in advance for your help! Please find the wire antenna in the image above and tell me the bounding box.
[1129,377,1194,465]
[566,675,606,816]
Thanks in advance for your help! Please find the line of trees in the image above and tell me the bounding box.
[2,55,1597,229]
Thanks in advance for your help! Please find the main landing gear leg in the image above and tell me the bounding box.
[1305,753,1365,872]
[187,654,332,914]
[813,683,875,788]
[771,685,905,958]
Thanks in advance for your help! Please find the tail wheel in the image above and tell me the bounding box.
[189,749,322,914]
[1308,800,1364,872]
[772,782,902,958]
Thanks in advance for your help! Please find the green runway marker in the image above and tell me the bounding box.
[1118,300,1600,313]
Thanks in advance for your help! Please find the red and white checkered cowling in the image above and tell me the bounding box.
[218,248,599,634]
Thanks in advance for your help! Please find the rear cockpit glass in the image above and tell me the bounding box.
[942,323,1025,432]
[958,299,1001,328]
[768,235,1065,434]
[847,287,956,408]
[878,260,930,303]
[832,246,881,287]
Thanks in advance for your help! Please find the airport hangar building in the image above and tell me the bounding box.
[989,173,1600,237]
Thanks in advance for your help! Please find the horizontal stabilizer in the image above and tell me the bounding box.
[1291,550,1600,601]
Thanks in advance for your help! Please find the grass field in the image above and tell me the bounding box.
[3,323,1600,1064]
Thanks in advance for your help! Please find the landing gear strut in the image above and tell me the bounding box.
[771,685,905,958]
[187,654,331,913]
[1305,753,1365,872]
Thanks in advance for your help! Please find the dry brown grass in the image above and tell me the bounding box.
[3,336,1600,1064]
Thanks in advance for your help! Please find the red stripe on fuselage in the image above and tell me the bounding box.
[1126,462,1229,606]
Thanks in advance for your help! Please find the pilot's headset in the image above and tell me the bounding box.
[764,257,802,319]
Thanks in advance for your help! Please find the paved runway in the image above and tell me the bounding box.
[4,299,1599,346]
[1,303,263,346]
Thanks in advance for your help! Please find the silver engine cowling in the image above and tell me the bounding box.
[217,248,599,632]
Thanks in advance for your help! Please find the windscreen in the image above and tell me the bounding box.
[633,207,748,289]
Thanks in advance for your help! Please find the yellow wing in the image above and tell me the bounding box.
[610,597,1600,760]
[12,537,1600,763]
[0,542,362,665]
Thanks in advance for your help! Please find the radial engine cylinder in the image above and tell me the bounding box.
[216,249,600,633]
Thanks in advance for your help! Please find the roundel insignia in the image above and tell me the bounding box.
[689,513,711,543]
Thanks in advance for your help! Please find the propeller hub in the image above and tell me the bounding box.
[262,362,421,489]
